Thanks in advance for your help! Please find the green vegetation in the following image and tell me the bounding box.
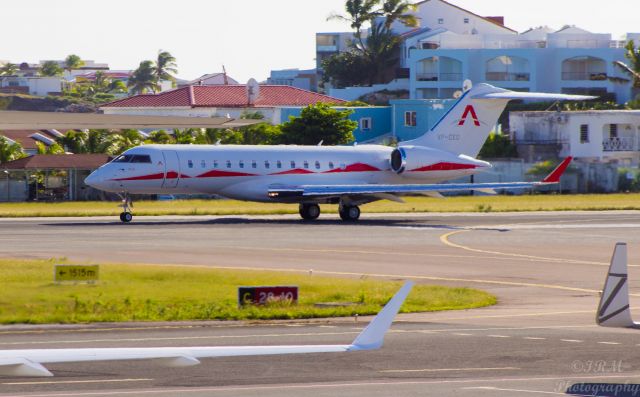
[0,136,27,164]
[0,258,495,324]
[279,103,357,145]
[3,194,640,217]
[38,60,63,77]
[478,132,518,159]
[323,0,417,88]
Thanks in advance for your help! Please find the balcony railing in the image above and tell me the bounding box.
[485,72,531,81]
[603,137,636,152]
[416,72,462,82]
[561,72,608,81]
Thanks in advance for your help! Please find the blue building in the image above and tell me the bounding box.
[278,98,454,143]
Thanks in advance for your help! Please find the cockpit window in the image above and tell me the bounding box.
[113,154,151,163]
[130,155,151,163]
[113,155,133,163]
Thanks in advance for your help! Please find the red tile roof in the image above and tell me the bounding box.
[0,154,110,169]
[102,85,346,108]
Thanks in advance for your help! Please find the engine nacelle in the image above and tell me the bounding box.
[390,145,490,179]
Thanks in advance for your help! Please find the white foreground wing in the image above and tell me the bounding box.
[597,243,639,328]
[0,282,413,377]
[269,158,572,199]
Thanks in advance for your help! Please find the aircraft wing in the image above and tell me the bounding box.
[0,111,261,129]
[0,282,413,377]
[269,157,572,199]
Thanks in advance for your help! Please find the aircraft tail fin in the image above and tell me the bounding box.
[597,243,637,328]
[403,83,594,158]
[350,281,413,350]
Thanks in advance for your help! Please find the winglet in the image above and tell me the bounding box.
[597,243,637,328]
[542,156,573,184]
[349,281,414,350]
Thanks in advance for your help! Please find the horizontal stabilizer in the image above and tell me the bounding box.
[597,243,639,328]
[350,281,413,350]
[473,91,596,101]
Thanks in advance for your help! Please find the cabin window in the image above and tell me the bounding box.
[130,155,151,163]
[188,160,193,168]
[303,160,309,169]
[329,161,334,169]
[264,160,270,169]
[438,18,444,24]
[213,160,218,168]
[315,160,321,169]
[200,160,206,168]
[276,160,282,169]
[239,160,244,168]
[290,160,296,168]
[580,124,589,143]
[252,160,257,168]
[226,160,232,168]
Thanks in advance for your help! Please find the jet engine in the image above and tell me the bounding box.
[390,145,489,179]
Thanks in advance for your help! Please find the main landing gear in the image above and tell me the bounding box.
[299,203,320,220]
[118,193,133,223]
[339,204,360,222]
[297,203,361,222]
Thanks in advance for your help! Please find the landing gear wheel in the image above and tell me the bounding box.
[117,192,134,223]
[299,203,321,220]
[339,205,360,221]
[120,212,132,223]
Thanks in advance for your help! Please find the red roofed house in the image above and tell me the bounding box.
[100,85,346,124]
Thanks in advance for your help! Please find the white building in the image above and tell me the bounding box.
[322,0,638,104]
[0,76,62,96]
[510,110,640,165]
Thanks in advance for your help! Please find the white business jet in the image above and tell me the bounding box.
[0,282,412,377]
[84,83,590,223]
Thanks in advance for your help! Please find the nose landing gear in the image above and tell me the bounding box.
[118,193,133,223]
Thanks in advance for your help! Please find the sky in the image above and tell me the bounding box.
[3,0,638,83]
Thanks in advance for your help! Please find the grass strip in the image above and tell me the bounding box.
[1,194,640,218]
[0,258,496,324]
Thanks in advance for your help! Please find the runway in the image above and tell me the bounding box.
[2,211,640,396]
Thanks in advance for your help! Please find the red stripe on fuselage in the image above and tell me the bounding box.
[113,172,165,181]
[196,170,257,178]
[409,162,477,172]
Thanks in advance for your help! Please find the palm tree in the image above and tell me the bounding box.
[104,130,143,155]
[128,61,157,94]
[64,54,85,73]
[57,130,88,153]
[380,0,417,30]
[363,22,401,84]
[614,40,640,90]
[155,50,178,91]
[0,63,19,76]
[85,130,111,153]
[36,141,65,155]
[146,130,174,144]
[0,136,26,164]
[328,0,380,50]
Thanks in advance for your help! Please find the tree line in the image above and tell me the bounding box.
[0,103,358,164]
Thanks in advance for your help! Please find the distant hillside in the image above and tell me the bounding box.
[0,94,96,113]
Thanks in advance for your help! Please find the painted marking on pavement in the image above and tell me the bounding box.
[487,335,510,338]
[379,366,519,373]
[463,386,564,395]
[1,379,152,386]
[560,339,583,343]
[523,337,547,340]
[598,341,621,345]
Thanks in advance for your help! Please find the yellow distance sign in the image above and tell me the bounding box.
[54,265,99,283]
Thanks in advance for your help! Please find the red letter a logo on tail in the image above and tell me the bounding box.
[458,105,480,126]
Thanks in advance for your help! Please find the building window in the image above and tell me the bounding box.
[438,18,444,24]
[188,160,193,168]
[252,160,257,168]
[404,111,417,127]
[201,160,206,168]
[360,117,372,131]
[303,160,309,169]
[276,160,282,169]
[610,124,618,138]
[264,160,270,169]
[463,18,469,24]
[226,160,232,168]
[580,124,589,143]
[239,160,244,168]
[315,160,321,169]
[290,160,296,168]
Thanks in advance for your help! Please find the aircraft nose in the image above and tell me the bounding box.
[84,170,104,189]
